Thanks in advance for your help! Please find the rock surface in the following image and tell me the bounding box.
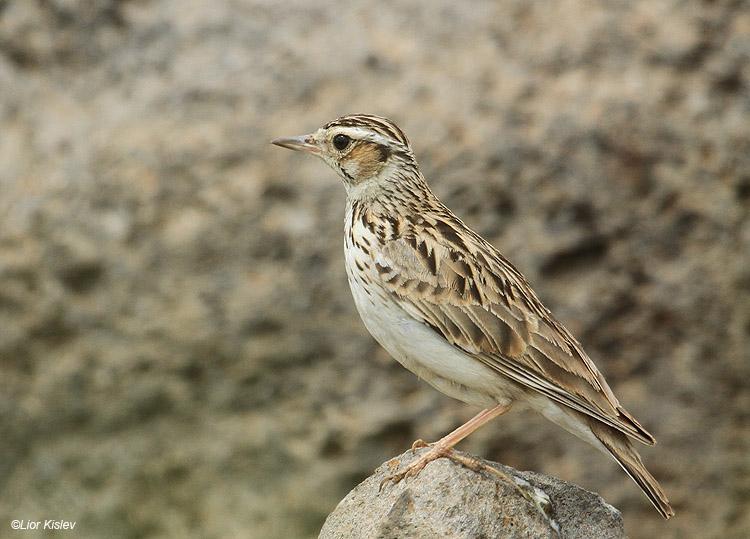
[0,1,748,538]
[319,449,626,539]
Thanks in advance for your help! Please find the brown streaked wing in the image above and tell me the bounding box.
[376,217,655,445]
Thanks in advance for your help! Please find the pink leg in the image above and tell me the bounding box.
[381,403,512,488]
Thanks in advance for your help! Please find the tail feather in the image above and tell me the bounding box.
[596,426,675,519]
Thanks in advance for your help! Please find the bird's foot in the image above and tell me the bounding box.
[380,441,488,490]
[410,439,430,452]
[380,442,554,523]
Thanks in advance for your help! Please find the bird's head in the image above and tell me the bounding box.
[272,114,419,194]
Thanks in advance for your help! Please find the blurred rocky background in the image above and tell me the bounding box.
[0,0,747,537]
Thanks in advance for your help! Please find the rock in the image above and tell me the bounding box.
[320,449,625,539]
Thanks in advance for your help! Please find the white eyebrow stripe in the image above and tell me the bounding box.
[339,127,405,149]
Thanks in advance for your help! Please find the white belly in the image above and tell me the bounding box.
[345,259,517,408]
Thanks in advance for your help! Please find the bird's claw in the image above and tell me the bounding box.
[379,459,428,491]
[410,439,430,452]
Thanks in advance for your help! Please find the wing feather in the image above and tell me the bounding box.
[377,215,655,444]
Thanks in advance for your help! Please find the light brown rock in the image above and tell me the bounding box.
[320,449,626,539]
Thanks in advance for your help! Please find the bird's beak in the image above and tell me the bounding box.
[270,134,322,156]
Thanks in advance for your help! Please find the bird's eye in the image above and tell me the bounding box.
[333,134,352,150]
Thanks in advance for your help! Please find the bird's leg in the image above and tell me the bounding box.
[381,403,553,517]
[381,403,512,488]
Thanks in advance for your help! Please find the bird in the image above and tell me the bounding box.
[271,114,675,519]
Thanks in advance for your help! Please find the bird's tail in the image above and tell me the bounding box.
[593,423,675,519]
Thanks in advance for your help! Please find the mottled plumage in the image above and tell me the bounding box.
[272,114,674,519]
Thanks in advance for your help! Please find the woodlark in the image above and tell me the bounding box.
[272,114,674,519]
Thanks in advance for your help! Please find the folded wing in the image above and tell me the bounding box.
[375,213,654,445]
